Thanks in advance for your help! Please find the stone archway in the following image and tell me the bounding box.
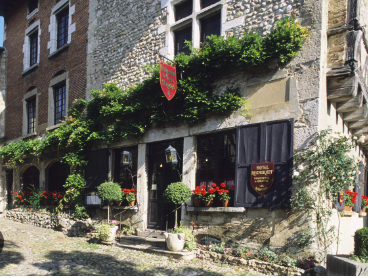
[22,165,40,190]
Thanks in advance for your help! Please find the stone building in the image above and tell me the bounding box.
[0,0,368,257]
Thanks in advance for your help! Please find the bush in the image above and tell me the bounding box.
[98,224,112,241]
[170,225,196,251]
[97,182,122,202]
[354,228,368,257]
[27,185,42,208]
[163,182,191,205]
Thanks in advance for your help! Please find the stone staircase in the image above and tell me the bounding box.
[115,229,196,260]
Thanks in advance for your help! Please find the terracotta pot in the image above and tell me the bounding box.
[109,201,114,206]
[204,200,213,207]
[43,200,47,206]
[344,205,353,211]
[362,208,366,212]
[194,199,201,207]
[117,202,122,206]
[128,200,135,207]
[222,200,229,207]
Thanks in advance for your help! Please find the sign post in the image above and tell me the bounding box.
[250,162,275,195]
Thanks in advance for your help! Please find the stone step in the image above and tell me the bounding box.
[115,242,196,261]
[136,228,166,239]
[118,235,166,248]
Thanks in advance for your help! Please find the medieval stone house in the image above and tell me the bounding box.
[0,0,367,256]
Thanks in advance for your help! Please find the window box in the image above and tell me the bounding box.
[186,207,245,213]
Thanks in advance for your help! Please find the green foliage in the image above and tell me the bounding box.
[26,185,42,208]
[296,228,315,248]
[169,225,196,251]
[292,128,361,251]
[354,228,368,257]
[350,255,368,263]
[73,204,89,219]
[98,224,112,241]
[121,225,136,236]
[97,182,123,202]
[163,182,191,205]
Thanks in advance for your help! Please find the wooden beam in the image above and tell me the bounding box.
[343,104,368,122]
[327,65,353,77]
[352,127,368,135]
[346,30,363,63]
[336,92,363,112]
[349,118,368,129]
[327,75,358,101]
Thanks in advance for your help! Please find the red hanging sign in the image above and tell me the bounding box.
[250,162,275,195]
[160,61,177,101]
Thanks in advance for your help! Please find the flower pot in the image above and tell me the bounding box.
[204,200,213,207]
[109,201,114,206]
[117,202,122,206]
[128,200,135,207]
[102,226,118,243]
[43,200,47,206]
[164,232,185,252]
[222,200,229,207]
[194,199,201,207]
[344,205,353,211]
[362,208,366,212]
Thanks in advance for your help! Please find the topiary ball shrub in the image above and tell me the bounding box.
[355,228,368,257]
[97,182,122,202]
[163,182,191,206]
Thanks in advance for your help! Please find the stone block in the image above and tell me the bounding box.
[327,255,368,276]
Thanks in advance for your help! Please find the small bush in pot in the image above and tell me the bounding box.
[97,182,122,221]
[163,182,191,227]
[98,223,118,242]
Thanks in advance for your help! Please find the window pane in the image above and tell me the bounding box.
[175,0,193,21]
[201,0,219,9]
[29,31,38,66]
[200,13,221,43]
[27,98,36,134]
[174,26,192,55]
[28,0,38,13]
[57,8,69,48]
[54,84,66,125]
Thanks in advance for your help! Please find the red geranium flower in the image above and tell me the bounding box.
[220,183,226,188]
[211,183,217,188]
[14,192,18,195]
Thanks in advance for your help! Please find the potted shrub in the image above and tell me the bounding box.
[164,224,196,252]
[122,225,135,236]
[97,182,123,221]
[218,183,231,207]
[192,186,205,207]
[344,190,358,211]
[163,182,191,228]
[98,220,118,243]
[362,196,368,212]
[122,188,136,206]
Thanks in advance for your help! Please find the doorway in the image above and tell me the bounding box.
[147,139,183,230]
[6,170,13,207]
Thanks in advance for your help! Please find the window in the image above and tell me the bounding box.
[200,0,219,9]
[29,31,38,66]
[27,97,36,134]
[57,8,69,48]
[47,161,70,192]
[23,166,40,189]
[197,130,236,190]
[200,13,221,43]
[28,0,38,14]
[174,26,192,55]
[114,147,138,189]
[54,83,66,124]
[175,0,193,21]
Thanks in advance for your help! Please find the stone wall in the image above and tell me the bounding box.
[5,210,96,237]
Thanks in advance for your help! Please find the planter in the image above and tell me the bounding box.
[128,200,135,206]
[194,199,201,207]
[117,201,122,206]
[164,232,185,252]
[222,200,229,207]
[203,200,213,207]
[362,208,366,212]
[344,205,353,211]
[109,201,114,206]
[101,226,118,243]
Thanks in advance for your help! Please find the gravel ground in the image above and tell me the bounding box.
[0,217,262,276]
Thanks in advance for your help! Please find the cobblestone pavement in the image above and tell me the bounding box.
[0,217,262,276]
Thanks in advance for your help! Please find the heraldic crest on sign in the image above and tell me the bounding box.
[250,162,275,195]
[160,61,177,101]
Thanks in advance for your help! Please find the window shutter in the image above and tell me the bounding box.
[85,149,109,188]
[235,119,293,208]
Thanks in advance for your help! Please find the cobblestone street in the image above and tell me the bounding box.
[0,217,261,276]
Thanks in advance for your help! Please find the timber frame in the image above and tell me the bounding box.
[327,0,368,153]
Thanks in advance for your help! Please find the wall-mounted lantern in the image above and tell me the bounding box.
[121,149,132,169]
[165,145,178,169]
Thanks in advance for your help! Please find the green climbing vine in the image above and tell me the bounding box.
[291,129,362,252]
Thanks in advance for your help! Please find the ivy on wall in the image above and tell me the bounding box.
[0,17,310,169]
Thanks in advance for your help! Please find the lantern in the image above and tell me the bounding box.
[121,149,132,169]
[165,145,178,169]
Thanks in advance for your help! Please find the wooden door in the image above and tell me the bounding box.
[148,139,183,230]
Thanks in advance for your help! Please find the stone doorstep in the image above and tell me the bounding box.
[118,235,166,248]
[136,229,166,239]
[115,242,196,261]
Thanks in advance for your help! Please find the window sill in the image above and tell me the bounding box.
[48,44,69,59]
[27,8,39,20]
[359,212,367,217]
[187,207,245,213]
[46,123,62,131]
[22,63,39,76]
[102,206,138,211]
[340,210,355,217]
[21,132,37,139]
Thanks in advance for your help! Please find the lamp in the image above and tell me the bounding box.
[121,149,132,169]
[165,145,178,169]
